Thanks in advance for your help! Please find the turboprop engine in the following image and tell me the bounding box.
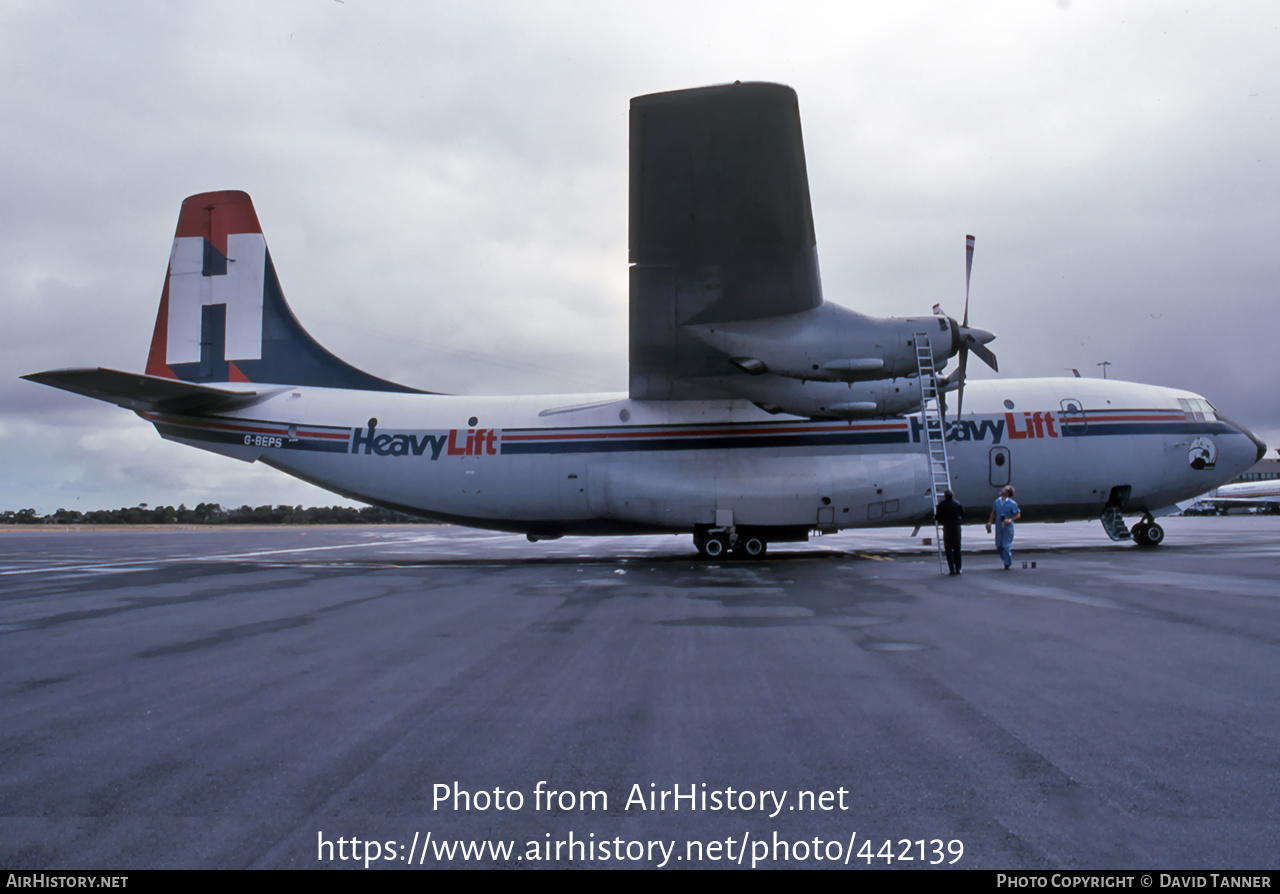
[686,304,995,385]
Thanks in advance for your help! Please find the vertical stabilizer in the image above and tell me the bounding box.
[145,191,422,392]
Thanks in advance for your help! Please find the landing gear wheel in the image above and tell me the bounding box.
[736,536,767,558]
[1132,520,1164,547]
[700,533,730,559]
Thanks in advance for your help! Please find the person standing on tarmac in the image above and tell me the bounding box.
[935,490,965,575]
[986,485,1021,569]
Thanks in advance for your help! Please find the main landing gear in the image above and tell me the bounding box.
[693,527,768,559]
[1130,514,1165,548]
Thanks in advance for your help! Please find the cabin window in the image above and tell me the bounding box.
[989,446,1011,486]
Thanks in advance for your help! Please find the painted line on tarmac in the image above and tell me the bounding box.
[0,537,428,577]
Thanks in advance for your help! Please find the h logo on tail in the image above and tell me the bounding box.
[165,233,266,366]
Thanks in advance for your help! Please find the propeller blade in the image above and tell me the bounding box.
[964,235,975,327]
[968,340,998,372]
[955,347,969,422]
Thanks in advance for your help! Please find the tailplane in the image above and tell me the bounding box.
[144,191,422,392]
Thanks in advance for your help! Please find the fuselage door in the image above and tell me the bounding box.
[557,456,589,519]
[1060,398,1087,434]
[989,446,1011,487]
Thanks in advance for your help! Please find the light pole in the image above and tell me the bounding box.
[1097,361,1111,380]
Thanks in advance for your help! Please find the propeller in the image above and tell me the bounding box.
[952,234,997,422]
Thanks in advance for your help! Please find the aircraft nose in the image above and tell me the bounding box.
[1221,414,1267,463]
[1248,429,1267,464]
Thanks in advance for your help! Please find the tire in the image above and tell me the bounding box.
[737,536,767,558]
[702,534,729,559]
[1143,523,1165,546]
[1131,522,1149,546]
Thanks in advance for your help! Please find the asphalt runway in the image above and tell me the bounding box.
[2,517,1278,869]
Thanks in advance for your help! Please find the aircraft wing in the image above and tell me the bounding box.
[629,82,822,401]
[626,83,977,420]
[22,367,268,414]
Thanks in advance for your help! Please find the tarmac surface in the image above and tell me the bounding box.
[2,517,1278,869]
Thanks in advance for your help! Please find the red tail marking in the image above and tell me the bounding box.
[145,273,176,379]
[173,190,263,256]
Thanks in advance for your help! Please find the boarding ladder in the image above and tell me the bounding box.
[915,333,953,571]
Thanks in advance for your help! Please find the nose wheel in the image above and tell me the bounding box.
[1131,516,1165,547]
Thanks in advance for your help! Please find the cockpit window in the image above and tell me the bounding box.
[1178,398,1217,422]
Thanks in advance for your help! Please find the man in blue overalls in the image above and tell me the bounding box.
[986,485,1021,569]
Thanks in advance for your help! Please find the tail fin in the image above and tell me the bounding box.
[144,191,422,393]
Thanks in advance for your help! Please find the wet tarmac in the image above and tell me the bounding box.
[2,517,1278,868]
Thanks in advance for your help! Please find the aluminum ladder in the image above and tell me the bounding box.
[915,332,953,571]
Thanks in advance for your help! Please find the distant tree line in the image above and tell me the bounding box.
[1,504,433,525]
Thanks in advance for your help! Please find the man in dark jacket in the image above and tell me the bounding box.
[935,490,965,575]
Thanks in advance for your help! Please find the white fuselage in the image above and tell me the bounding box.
[1204,480,1280,503]
[144,377,1262,535]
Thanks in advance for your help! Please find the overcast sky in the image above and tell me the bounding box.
[3,1,1277,513]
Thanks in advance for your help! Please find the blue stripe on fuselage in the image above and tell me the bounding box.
[500,429,909,455]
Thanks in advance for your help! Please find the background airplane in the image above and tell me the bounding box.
[1186,480,1280,515]
[23,84,1266,558]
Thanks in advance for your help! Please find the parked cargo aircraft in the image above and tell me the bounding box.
[24,83,1265,557]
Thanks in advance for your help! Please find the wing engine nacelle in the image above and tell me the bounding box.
[703,373,926,419]
[687,303,963,384]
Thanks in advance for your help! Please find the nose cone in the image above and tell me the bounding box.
[1246,427,1267,464]
[961,325,996,346]
[1220,414,1267,464]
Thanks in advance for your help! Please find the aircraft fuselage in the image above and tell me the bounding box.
[143,377,1261,537]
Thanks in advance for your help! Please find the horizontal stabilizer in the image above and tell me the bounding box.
[22,367,268,414]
